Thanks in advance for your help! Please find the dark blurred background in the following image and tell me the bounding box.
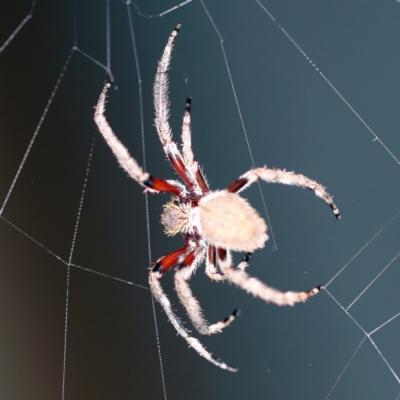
[1,1,400,399]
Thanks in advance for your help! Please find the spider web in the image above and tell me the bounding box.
[1,1,400,399]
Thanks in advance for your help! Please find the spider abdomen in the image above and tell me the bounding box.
[198,191,268,252]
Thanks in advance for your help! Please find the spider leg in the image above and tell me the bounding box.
[217,248,322,306]
[94,83,187,197]
[181,97,209,193]
[205,245,226,281]
[227,167,340,219]
[174,248,238,335]
[153,24,202,193]
[152,243,190,274]
[149,272,237,372]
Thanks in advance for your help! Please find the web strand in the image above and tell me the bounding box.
[0,49,74,216]
[369,311,400,336]
[325,209,400,288]
[0,215,67,265]
[324,288,400,386]
[0,0,36,53]
[0,215,149,290]
[3,1,400,397]
[346,251,400,311]
[131,0,193,18]
[199,0,278,251]
[61,135,95,400]
[256,0,400,166]
[74,48,110,76]
[106,0,111,75]
[126,3,167,398]
[325,337,366,400]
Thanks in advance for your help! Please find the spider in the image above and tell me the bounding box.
[94,24,340,372]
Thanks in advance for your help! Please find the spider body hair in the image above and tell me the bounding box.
[162,190,268,253]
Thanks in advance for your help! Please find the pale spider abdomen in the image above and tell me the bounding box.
[198,191,269,252]
[161,201,191,236]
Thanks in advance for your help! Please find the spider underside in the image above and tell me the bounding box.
[94,24,340,372]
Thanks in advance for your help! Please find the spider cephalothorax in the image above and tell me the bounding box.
[94,24,340,372]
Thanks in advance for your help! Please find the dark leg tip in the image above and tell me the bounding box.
[185,97,192,112]
[152,262,162,273]
[232,308,241,317]
[242,252,252,262]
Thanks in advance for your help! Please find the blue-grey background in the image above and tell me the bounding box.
[1,1,400,399]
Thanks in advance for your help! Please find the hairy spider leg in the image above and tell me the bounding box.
[153,24,204,194]
[217,248,322,306]
[150,243,237,370]
[227,167,340,219]
[149,270,238,372]
[174,248,238,335]
[181,97,209,193]
[152,243,190,275]
[153,25,192,187]
[95,82,187,198]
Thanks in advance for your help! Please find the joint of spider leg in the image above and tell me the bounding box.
[151,264,163,279]
[143,175,183,197]
[306,285,323,296]
[331,203,341,220]
[223,309,241,323]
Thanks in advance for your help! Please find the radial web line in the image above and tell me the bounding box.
[73,0,77,47]
[131,0,193,18]
[71,2,113,79]
[325,209,400,288]
[74,48,110,74]
[325,337,366,400]
[324,288,400,386]
[199,0,278,251]
[0,48,74,216]
[369,310,400,336]
[256,0,400,166]
[346,251,400,311]
[106,0,111,75]
[0,0,36,53]
[126,3,167,398]
[323,289,368,335]
[368,336,400,384]
[61,135,95,400]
